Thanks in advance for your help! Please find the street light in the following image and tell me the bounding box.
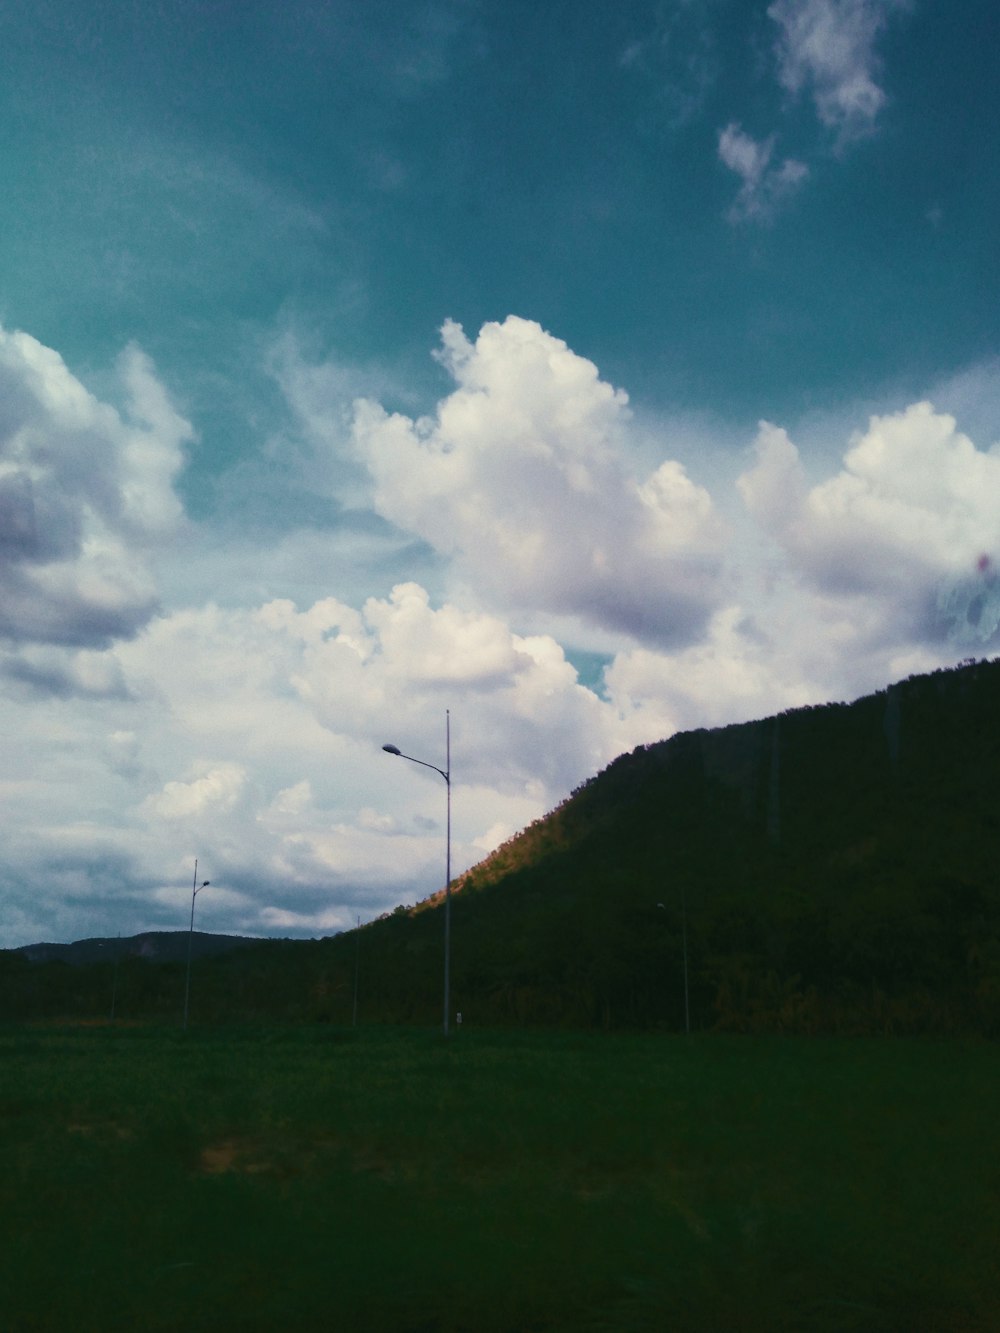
[382,710,452,1036]
[183,858,211,1030]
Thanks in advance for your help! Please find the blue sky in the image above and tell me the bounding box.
[1,0,998,946]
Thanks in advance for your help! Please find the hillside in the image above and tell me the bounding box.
[322,655,1000,1033]
[16,931,259,967]
[4,656,1000,1033]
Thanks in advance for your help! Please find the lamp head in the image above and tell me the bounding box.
[382,744,401,755]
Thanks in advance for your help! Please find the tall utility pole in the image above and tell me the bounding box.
[183,859,210,1030]
[383,710,452,1035]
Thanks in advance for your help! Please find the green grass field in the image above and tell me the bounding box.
[1,1025,997,1331]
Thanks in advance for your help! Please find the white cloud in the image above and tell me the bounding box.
[768,0,904,141]
[143,762,249,821]
[738,402,1000,647]
[351,317,728,647]
[2,321,995,952]
[717,122,809,223]
[0,579,634,944]
[253,582,617,795]
[260,905,352,933]
[269,780,315,817]
[925,357,1000,454]
[0,645,131,699]
[717,2,906,221]
[605,603,834,740]
[0,328,187,652]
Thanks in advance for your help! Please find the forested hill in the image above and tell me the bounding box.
[355,654,1000,1033]
[16,932,258,966]
[4,656,1000,1033]
[455,657,1000,909]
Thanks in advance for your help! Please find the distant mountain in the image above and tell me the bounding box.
[1,930,275,1025]
[15,931,259,967]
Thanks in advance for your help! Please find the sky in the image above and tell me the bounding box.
[1,0,998,947]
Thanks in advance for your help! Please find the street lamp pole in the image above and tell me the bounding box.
[183,859,210,1030]
[383,710,452,1036]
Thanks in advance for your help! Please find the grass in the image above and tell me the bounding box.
[0,1024,998,1331]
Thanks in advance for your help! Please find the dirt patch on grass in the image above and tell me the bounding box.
[199,1138,274,1175]
[67,1119,132,1140]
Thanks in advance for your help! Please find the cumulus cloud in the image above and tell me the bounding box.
[768,0,904,141]
[4,319,995,952]
[717,123,809,223]
[142,762,249,821]
[254,581,616,794]
[0,578,633,947]
[259,905,349,933]
[738,402,1000,648]
[0,329,188,653]
[604,603,834,740]
[0,646,132,699]
[351,317,727,647]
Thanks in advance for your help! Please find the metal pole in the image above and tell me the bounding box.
[183,861,209,1030]
[443,709,451,1038]
[382,711,452,1037]
[183,859,197,1029]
